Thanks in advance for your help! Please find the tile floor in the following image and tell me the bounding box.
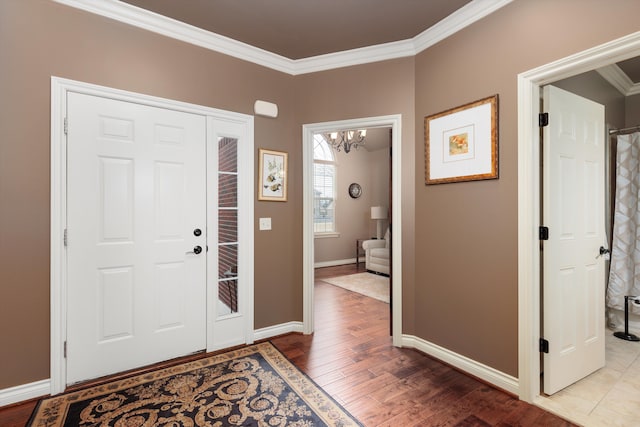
[537,331,640,426]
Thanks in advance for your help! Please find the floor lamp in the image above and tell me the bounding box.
[371,206,387,239]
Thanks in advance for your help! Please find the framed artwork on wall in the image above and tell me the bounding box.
[425,94,498,184]
[258,148,288,201]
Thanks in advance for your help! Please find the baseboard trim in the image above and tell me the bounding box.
[1,323,304,408]
[314,258,361,268]
[0,332,516,407]
[254,321,305,341]
[0,379,50,407]
[402,334,519,395]
[0,322,305,408]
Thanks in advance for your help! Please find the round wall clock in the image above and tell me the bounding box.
[348,183,362,199]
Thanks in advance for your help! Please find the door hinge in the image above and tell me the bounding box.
[539,226,549,241]
[64,341,67,358]
[539,338,549,353]
[539,112,549,127]
[64,228,68,247]
[64,117,68,135]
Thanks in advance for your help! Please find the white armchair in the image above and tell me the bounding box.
[362,228,390,275]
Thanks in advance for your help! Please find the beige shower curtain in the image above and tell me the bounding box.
[607,131,640,313]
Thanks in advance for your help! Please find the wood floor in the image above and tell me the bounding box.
[0,264,575,426]
[275,265,576,426]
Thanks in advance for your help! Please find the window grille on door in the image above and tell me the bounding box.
[217,137,238,314]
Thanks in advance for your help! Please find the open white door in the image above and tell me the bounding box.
[542,85,606,395]
[66,92,207,384]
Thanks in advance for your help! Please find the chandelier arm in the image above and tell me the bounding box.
[325,129,366,153]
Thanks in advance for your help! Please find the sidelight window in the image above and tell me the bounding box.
[218,137,238,314]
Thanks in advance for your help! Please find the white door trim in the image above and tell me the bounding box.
[50,77,254,395]
[302,115,403,346]
[517,31,640,403]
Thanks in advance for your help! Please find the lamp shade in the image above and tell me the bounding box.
[371,206,387,220]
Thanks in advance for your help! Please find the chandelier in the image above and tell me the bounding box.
[325,129,367,153]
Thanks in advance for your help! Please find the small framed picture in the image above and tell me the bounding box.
[258,148,288,201]
[425,95,498,184]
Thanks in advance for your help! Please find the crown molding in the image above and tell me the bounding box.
[412,0,513,54]
[295,0,516,74]
[293,39,417,75]
[52,0,298,74]
[53,0,513,76]
[596,64,640,96]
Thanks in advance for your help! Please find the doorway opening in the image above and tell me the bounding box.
[312,127,392,332]
[302,115,402,346]
[517,32,640,409]
[536,71,640,423]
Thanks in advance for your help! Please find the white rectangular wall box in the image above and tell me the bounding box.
[259,217,272,230]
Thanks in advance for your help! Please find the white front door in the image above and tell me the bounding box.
[66,92,207,384]
[542,85,606,395]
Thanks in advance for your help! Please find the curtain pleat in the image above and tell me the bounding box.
[607,132,640,313]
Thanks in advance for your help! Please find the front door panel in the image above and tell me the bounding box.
[66,92,207,384]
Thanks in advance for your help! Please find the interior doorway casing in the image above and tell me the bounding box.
[302,115,402,346]
[517,31,640,403]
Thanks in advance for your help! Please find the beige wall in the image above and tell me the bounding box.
[314,144,390,264]
[0,1,416,389]
[3,0,640,392]
[293,57,417,335]
[0,0,299,388]
[627,95,640,126]
[413,0,640,376]
[368,146,392,238]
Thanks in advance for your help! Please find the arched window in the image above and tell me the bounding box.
[313,134,337,234]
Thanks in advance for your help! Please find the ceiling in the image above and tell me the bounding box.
[361,128,391,152]
[617,57,640,83]
[62,1,640,86]
[120,0,472,59]
[596,57,640,97]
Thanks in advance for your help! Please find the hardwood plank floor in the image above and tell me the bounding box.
[0,400,38,427]
[272,264,576,426]
[0,264,575,426]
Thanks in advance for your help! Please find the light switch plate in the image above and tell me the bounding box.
[259,217,272,231]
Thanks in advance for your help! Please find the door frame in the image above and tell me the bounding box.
[50,77,254,394]
[302,115,403,345]
[517,31,640,403]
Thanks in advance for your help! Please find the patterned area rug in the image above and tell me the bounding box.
[28,342,362,427]
[321,272,389,303]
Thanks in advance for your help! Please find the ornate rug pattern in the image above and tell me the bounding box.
[322,272,389,303]
[28,342,362,427]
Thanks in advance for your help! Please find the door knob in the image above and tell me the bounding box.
[187,245,203,255]
[598,246,610,259]
[193,228,202,236]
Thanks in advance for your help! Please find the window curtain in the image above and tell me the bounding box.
[607,132,640,313]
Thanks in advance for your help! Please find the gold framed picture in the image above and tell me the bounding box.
[425,95,498,184]
[258,148,288,201]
